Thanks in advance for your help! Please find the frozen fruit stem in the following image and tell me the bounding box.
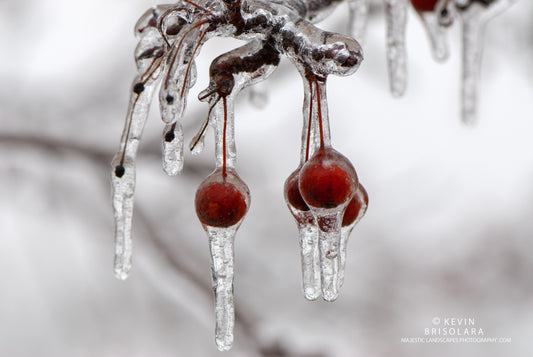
[296,75,359,301]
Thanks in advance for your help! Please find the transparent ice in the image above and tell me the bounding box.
[385,0,408,97]
[348,0,369,43]
[417,2,450,62]
[457,0,517,124]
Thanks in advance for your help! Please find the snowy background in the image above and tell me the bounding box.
[1,0,532,356]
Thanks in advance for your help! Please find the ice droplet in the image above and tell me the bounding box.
[385,0,408,97]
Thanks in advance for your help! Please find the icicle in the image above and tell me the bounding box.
[207,225,237,351]
[419,10,449,61]
[459,3,484,124]
[384,0,408,97]
[162,122,184,176]
[339,184,368,287]
[111,74,161,280]
[196,96,245,351]
[348,0,369,43]
[111,23,166,280]
[457,0,516,124]
[284,75,321,300]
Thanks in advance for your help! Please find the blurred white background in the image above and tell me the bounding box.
[1,0,532,356]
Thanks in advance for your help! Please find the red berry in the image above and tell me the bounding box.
[299,147,358,209]
[342,184,369,227]
[195,169,249,228]
[410,0,439,12]
[284,168,310,212]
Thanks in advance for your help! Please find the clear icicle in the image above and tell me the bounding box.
[284,169,321,300]
[162,122,184,176]
[384,0,408,97]
[459,4,484,125]
[298,218,321,300]
[316,212,343,301]
[207,225,237,351]
[419,10,449,62]
[286,75,322,300]
[339,185,368,287]
[111,74,160,280]
[457,0,516,124]
[348,0,369,43]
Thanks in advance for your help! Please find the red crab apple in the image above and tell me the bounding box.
[299,147,358,210]
[195,169,250,228]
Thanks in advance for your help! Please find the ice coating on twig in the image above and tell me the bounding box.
[297,78,358,301]
[419,10,449,61]
[159,23,208,125]
[348,0,369,43]
[385,0,408,97]
[162,122,184,175]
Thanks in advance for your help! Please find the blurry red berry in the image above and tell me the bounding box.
[342,184,369,227]
[411,0,439,12]
[284,168,310,212]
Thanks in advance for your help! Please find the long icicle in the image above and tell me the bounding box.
[111,70,162,280]
[385,0,408,97]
